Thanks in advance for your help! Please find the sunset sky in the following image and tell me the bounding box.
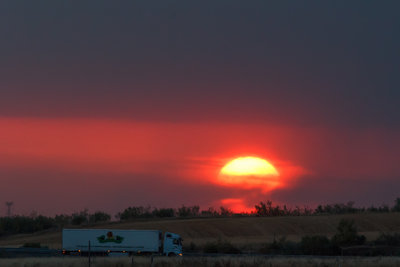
[1,1,399,216]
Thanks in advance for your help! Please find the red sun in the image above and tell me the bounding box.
[217,156,280,190]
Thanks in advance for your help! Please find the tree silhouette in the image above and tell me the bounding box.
[392,198,400,212]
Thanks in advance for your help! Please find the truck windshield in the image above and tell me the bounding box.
[173,238,182,246]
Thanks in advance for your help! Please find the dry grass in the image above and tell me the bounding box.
[1,256,400,267]
[1,213,400,251]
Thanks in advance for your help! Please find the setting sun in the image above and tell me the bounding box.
[217,156,280,190]
[220,157,279,176]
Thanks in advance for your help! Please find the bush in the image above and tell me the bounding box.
[300,235,332,255]
[203,240,241,254]
[152,208,175,217]
[374,233,400,246]
[259,236,300,255]
[392,198,400,212]
[0,216,56,236]
[219,207,233,217]
[255,201,285,216]
[332,219,366,248]
[89,211,111,223]
[184,242,198,252]
[54,214,72,226]
[22,242,42,248]
[71,210,89,225]
[177,205,200,217]
[116,206,154,220]
[314,202,358,215]
[201,207,219,217]
[203,242,218,253]
[34,215,55,231]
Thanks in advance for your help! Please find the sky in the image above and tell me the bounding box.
[0,1,399,216]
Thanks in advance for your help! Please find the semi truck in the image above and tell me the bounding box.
[62,229,182,256]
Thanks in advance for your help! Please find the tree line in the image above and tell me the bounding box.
[254,197,400,216]
[0,198,399,237]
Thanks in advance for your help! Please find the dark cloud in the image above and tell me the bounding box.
[0,1,399,127]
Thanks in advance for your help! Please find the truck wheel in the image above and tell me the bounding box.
[168,253,176,257]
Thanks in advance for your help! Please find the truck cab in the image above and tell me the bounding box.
[163,232,182,256]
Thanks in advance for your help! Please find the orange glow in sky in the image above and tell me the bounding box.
[219,198,254,214]
[3,117,386,215]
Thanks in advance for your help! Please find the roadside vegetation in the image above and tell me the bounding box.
[1,199,400,256]
[196,218,400,256]
[0,198,400,237]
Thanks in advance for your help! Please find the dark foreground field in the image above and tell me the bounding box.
[1,255,400,267]
[0,213,399,251]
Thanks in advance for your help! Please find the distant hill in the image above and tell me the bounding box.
[0,213,399,250]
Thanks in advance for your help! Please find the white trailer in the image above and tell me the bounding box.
[62,229,182,256]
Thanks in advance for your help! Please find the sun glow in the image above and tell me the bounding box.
[220,157,279,176]
[217,156,280,190]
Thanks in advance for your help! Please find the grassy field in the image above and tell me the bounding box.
[1,256,400,267]
[0,213,400,251]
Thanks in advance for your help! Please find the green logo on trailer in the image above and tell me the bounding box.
[97,231,124,243]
